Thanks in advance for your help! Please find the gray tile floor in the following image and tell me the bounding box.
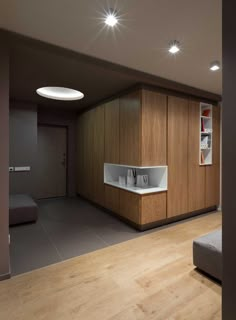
[10,197,145,276]
[10,197,215,276]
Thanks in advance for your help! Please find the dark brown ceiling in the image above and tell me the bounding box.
[2,30,221,112]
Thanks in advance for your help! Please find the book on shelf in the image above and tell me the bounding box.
[201,118,205,132]
[202,109,211,117]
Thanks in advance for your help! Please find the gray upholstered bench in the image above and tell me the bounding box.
[193,229,222,281]
[9,194,38,226]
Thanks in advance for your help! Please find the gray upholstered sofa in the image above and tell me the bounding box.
[193,229,222,281]
[9,194,38,226]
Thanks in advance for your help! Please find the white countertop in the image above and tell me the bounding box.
[105,181,167,195]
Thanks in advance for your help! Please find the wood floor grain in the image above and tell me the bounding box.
[0,212,222,320]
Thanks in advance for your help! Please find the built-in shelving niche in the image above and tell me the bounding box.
[104,163,168,195]
[199,103,213,165]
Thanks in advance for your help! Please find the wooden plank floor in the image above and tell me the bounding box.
[0,212,222,320]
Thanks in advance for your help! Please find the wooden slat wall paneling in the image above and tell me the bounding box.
[93,105,105,207]
[119,91,141,166]
[104,99,120,164]
[141,89,167,166]
[77,115,84,196]
[188,100,206,212]
[167,96,189,218]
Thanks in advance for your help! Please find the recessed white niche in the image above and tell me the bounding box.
[199,102,213,166]
[104,163,168,195]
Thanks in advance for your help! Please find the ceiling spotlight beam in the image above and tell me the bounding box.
[210,61,220,71]
[168,40,180,54]
[105,9,118,27]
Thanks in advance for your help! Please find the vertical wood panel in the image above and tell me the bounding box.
[140,192,167,224]
[167,96,189,218]
[77,113,86,197]
[105,99,119,164]
[119,91,141,166]
[141,90,167,166]
[85,110,94,200]
[206,164,220,207]
[93,105,105,206]
[119,190,140,224]
[188,100,206,211]
[105,185,120,214]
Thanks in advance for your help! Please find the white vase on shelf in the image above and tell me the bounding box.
[127,169,136,187]
[137,175,149,188]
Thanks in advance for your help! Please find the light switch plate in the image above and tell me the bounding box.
[9,167,14,172]
[14,166,31,172]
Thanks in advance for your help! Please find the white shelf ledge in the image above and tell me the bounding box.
[105,181,167,195]
[201,116,211,119]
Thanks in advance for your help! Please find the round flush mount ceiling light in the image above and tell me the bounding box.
[105,9,118,27]
[168,40,180,54]
[210,61,220,71]
[36,87,84,101]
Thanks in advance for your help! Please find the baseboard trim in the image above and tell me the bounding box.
[0,272,11,281]
[137,206,217,231]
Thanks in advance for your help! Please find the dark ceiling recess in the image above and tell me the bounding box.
[1,29,221,112]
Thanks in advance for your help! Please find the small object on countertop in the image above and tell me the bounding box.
[118,176,126,186]
[136,174,149,188]
[127,169,136,187]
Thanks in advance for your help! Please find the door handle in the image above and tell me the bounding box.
[61,159,66,167]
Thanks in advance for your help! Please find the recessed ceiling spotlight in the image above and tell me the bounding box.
[36,87,84,101]
[105,9,118,27]
[210,61,220,71]
[168,40,180,54]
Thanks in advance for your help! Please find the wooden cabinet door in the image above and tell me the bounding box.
[206,164,220,207]
[105,185,119,214]
[93,105,105,206]
[119,190,140,224]
[188,100,206,211]
[141,90,167,166]
[140,192,167,224]
[119,91,141,166]
[77,115,84,196]
[167,96,189,218]
[105,99,119,164]
[206,105,220,207]
[82,110,94,200]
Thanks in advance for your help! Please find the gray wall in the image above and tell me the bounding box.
[38,109,77,197]
[9,103,37,197]
[0,46,10,279]
[223,1,236,318]
[9,106,76,198]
